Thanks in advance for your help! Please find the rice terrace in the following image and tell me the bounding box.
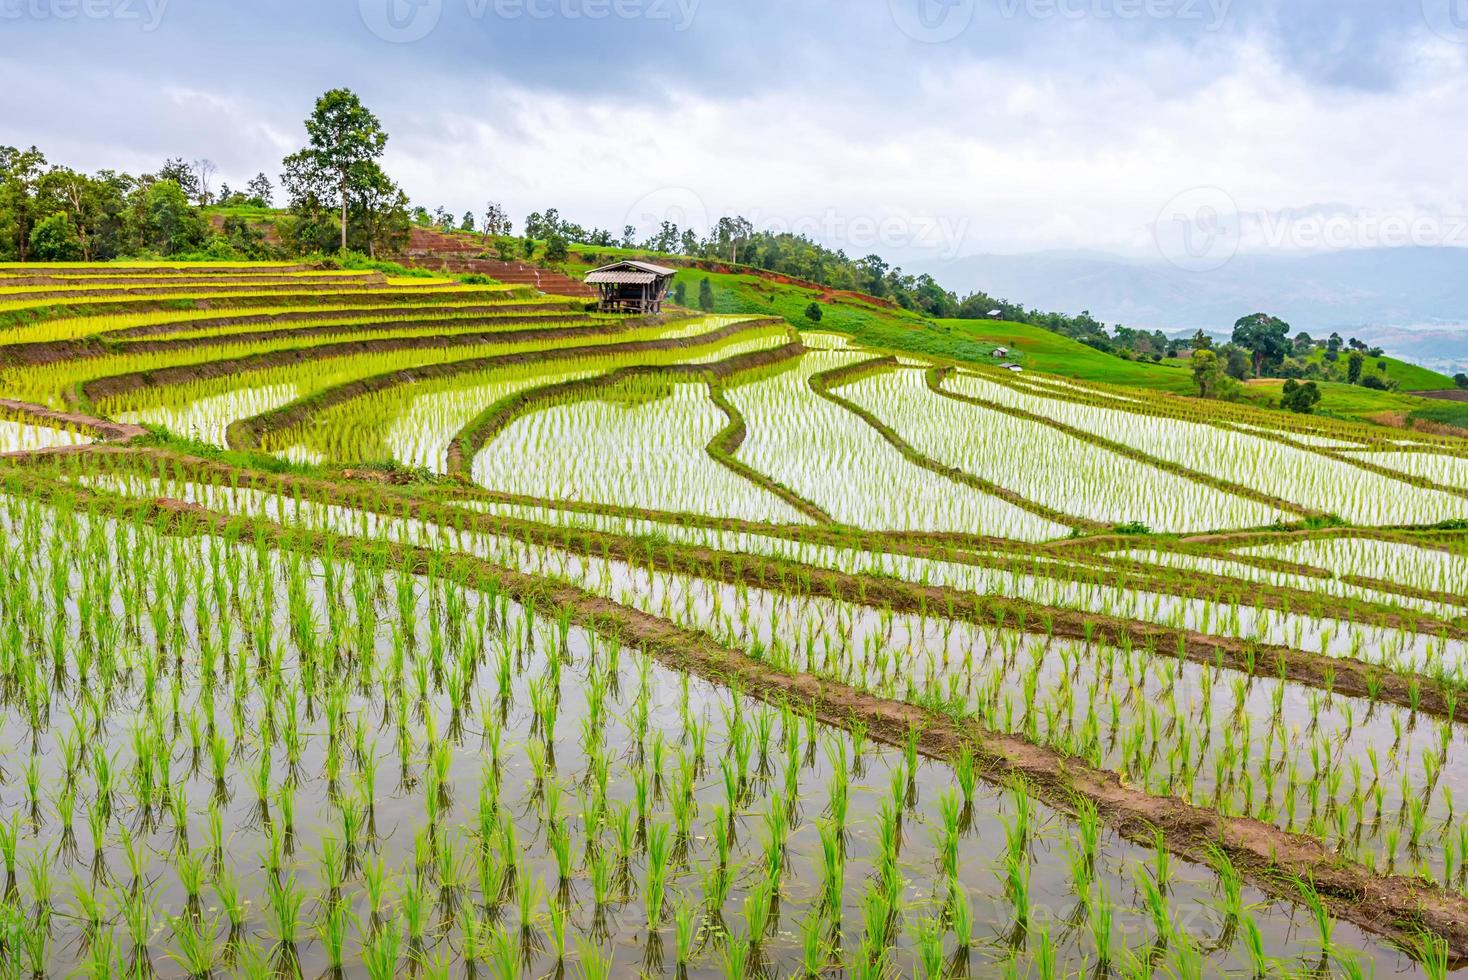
[2,240,1468,980]
[6,5,1468,977]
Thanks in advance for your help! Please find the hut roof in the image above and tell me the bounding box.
[585,260,679,285]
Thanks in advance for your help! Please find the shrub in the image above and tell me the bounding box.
[28,211,83,261]
[544,234,570,265]
[1280,378,1322,414]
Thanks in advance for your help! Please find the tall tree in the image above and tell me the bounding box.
[483,202,511,237]
[347,161,411,258]
[132,179,208,255]
[245,172,274,207]
[1191,349,1238,400]
[543,233,569,264]
[157,158,200,200]
[713,216,754,263]
[1231,313,1292,377]
[1347,349,1365,385]
[28,211,82,261]
[192,159,217,206]
[37,167,105,260]
[293,89,389,251]
[0,146,48,260]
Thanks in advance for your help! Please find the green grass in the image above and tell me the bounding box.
[1408,401,1468,433]
[1241,378,1449,425]
[0,260,298,270]
[930,318,1195,393]
[203,204,286,221]
[559,258,952,353]
[1297,348,1456,392]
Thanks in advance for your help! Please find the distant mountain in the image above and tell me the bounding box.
[1348,326,1468,378]
[913,246,1468,374]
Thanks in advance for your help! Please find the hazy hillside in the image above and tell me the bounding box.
[915,247,1468,373]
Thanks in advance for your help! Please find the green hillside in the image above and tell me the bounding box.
[563,254,1200,390]
[189,222,1460,432]
[929,318,1195,392]
[1411,400,1468,431]
[1297,347,1456,392]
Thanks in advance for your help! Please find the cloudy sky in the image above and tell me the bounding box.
[4,0,1468,268]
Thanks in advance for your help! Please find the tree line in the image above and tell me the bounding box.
[410,202,1181,357]
[5,83,1179,364]
[1189,313,1423,413]
[18,86,1413,403]
[1,89,411,263]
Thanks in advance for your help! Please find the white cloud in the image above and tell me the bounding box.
[373,33,1468,262]
[5,21,1467,264]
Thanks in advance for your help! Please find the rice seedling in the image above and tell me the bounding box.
[0,289,1462,979]
[576,935,615,980]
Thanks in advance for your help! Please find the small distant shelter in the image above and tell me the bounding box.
[585,260,678,314]
[988,309,1004,319]
[992,347,1009,358]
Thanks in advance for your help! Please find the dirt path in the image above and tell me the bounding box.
[0,398,147,441]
